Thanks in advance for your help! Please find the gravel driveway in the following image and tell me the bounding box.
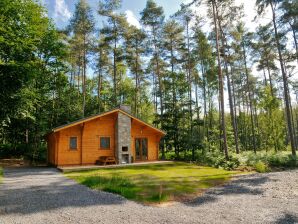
[0,167,297,224]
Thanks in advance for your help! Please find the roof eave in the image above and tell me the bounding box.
[48,108,166,136]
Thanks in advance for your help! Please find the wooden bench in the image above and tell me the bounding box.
[96,156,117,166]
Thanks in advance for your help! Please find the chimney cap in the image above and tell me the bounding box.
[119,105,131,113]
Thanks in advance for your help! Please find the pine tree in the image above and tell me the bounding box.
[98,0,128,107]
[163,19,185,158]
[141,0,166,158]
[125,26,146,116]
[256,0,296,155]
[210,0,229,159]
[68,0,95,117]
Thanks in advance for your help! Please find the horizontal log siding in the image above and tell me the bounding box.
[131,120,162,161]
[47,112,162,166]
[82,114,116,164]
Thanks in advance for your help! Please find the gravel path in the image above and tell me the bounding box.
[0,167,297,224]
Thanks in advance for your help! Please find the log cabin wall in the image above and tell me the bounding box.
[131,119,161,161]
[47,110,164,166]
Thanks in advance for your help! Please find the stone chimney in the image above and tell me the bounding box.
[119,105,131,114]
[115,105,132,164]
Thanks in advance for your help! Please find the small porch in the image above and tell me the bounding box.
[58,160,174,173]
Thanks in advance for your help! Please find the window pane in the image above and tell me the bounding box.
[135,139,141,159]
[100,137,110,149]
[70,137,77,150]
[142,138,148,160]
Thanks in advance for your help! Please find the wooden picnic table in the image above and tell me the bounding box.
[96,156,117,165]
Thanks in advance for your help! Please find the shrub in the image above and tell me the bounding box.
[254,161,269,173]
[0,143,47,163]
[164,149,296,171]
[0,144,28,158]
[194,151,240,170]
[234,151,297,170]
[285,155,298,167]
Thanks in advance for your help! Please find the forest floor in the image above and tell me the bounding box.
[0,167,297,224]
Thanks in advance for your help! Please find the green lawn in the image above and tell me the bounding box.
[66,162,242,203]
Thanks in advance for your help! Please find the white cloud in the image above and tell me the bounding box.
[125,10,141,29]
[54,0,72,23]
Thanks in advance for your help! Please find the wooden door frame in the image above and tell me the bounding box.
[134,137,148,161]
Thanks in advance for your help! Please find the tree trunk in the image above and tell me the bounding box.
[242,41,257,153]
[113,20,118,107]
[153,27,165,159]
[270,1,296,155]
[265,59,274,96]
[289,23,298,64]
[186,20,194,160]
[219,23,240,154]
[82,35,87,118]
[135,45,139,116]
[212,0,229,159]
[97,51,102,113]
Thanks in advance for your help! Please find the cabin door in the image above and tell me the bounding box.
[135,138,148,161]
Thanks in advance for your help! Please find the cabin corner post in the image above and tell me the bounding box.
[55,132,60,166]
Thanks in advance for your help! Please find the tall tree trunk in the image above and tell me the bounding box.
[113,20,118,107]
[82,35,87,117]
[202,61,208,139]
[97,50,102,113]
[270,1,296,155]
[186,20,194,160]
[212,0,228,159]
[242,41,257,153]
[289,23,298,64]
[170,39,179,159]
[77,63,81,94]
[219,24,240,154]
[153,27,165,159]
[262,69,268,86]
[135,45,139,116]
[266,59,274,96]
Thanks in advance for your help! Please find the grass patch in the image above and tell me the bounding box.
[66,162,241,203]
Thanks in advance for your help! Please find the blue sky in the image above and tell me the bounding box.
[41,0,189,29]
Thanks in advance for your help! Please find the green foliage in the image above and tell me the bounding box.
[254,161,269,173]
[258,86,286,151]
[164,150,240,171]
[81,175,138,199]
[196,151,240,170]
[0,144,29,159]
[147,193,169,203]
[234,151,298,171]
[0,143,46,163]
[0,0,297,165]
